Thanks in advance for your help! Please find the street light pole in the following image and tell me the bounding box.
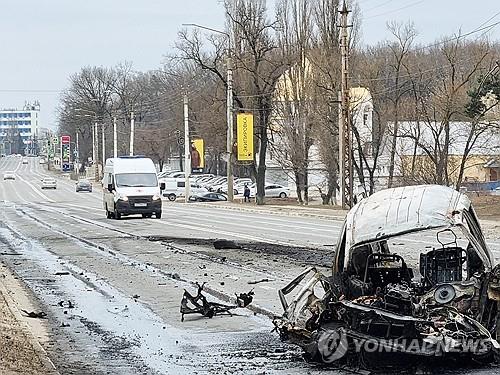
[113,116,117,158]
[102,124,106,167]
[94,121,99,182]
[129,111,135,156]
[226,52,234,202]
[182,23,234,201]
[184,94,191,201]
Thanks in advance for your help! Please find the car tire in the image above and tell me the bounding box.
[156,211,162,219]
[114,208,121,220]
[279,192,287,198]
[167,194,176,201]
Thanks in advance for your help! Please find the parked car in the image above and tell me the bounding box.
[76,179,92,192]
[248,183,289,198]
[189,192,228,202]
[22,157,28,164]
[41,177,57,189]
[3,172,15,180]
[160,177,208,201]
[274,185,500,371]
[39,158,46,164]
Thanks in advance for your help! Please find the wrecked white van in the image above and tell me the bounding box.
[274,185,499,370]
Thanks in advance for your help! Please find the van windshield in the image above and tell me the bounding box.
[115,173,157,187]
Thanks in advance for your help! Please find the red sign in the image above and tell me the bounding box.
[61,135,71,144]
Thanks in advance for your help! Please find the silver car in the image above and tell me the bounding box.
[41,178,57,189]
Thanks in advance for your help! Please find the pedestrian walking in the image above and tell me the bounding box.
[243,184,250,203]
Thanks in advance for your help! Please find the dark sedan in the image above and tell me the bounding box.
[189,192,227,202]
[76,179,93,192]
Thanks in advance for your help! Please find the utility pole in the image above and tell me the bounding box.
[94,121,99,182]
[76,132,80,172]
[129,111,135,156]
[113,116,117,158]
[226,51,234,202]
[339,1,353,209]
[184,94,191,201]
[102,124,106,169]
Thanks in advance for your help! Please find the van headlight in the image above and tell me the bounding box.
[152,194,161,200]
[118,195,128,202]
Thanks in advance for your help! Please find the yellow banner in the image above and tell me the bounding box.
[191,138,204,168]
[237,113,254,161]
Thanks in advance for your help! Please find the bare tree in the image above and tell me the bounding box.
[385,21,417,188]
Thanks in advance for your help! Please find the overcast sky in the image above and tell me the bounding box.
[0,0,499,130]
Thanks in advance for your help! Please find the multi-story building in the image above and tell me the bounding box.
[0,101,40,155]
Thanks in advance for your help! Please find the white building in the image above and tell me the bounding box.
[0,101,40,155]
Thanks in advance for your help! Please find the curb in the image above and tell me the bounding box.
[191,202,347,221]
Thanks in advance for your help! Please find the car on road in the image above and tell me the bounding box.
[3,172,15,180]
[188,192,227,202]
[22,157,28,164]
[76,179,92,192]
[274,185,500,371]
[41,177,57,189]
[39,158,46,164]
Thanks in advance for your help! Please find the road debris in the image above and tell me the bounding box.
[58,300,74,308]
[21,310,47,319]
[180,282,237,322]
[213,239,241,249]
[248,278,272,285]
[235,290,254,307]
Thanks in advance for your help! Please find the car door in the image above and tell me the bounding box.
[265,185,278,197]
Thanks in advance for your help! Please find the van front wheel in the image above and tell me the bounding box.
[114,208,121,220]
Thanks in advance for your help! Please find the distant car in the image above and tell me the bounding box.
[3,172,15,180]
[41,178,57,189]
[39,158,46,164]
[22,158,28,164]
[248,183,290,198]
[76,179,92,192]
[189,192,228,202]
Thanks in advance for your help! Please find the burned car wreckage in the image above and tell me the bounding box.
[274,185,500,369]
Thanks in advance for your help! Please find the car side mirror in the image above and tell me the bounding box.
[160,182,165,191]
[107,184,113,192]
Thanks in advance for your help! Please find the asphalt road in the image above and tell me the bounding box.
[0,156,499,375]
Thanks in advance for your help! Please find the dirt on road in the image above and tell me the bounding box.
[0,263,57,375]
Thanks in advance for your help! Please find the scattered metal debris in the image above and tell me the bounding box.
[58,300,74,308]
[180,282,237,322]
[248,278,272,285]
[21,310,47,319]
[235,290,254,307]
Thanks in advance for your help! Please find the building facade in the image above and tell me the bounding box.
[0,101,40,155]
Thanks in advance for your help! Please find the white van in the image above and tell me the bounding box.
[159,177,208,201]
[102,156,165,219]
